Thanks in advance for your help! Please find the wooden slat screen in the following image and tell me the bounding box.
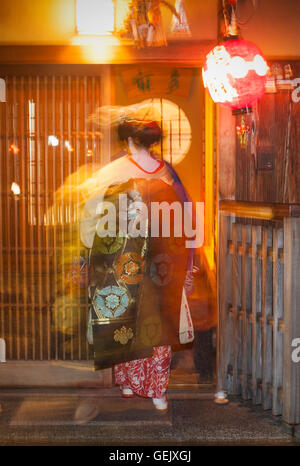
[0,75,102,361]
[218,202,300,426]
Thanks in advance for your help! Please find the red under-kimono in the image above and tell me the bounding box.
[114,345,171,398]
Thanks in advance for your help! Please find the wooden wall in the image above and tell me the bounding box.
[235,61,300,204]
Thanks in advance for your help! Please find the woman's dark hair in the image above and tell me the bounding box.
[118,119,162,149]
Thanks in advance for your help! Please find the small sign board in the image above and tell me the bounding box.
[0,79,6,102]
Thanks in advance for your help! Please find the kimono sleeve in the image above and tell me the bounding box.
[79,191,106,249]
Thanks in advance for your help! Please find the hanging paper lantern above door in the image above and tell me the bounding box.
[202,38,268,114]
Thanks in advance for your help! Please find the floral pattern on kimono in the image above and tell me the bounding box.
[114,345,171,398]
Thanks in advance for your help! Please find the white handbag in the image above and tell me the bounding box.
[179,287,194,344]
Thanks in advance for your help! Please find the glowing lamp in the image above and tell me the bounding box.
[202,39,268,113]
[11,182,21,196]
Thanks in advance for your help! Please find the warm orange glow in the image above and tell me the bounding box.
[140,98,191,165]
[70,35,121,62]
[9,143,20,155]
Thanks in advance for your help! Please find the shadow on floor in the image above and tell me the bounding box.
[0,389,298,445]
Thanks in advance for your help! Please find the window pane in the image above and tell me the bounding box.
[76,0,114,35]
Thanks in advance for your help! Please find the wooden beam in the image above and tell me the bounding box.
[0,42,215,66]
[219,201,300,220]
[0,45,299,67]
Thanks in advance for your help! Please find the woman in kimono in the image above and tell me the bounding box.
[78,104,194,419]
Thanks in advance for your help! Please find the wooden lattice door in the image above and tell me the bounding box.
[0,72,111,387]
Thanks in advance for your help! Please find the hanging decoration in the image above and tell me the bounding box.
[171,0,191,37]
[236,115,250,148]
[118,0,181,48]
[202,0,268,114]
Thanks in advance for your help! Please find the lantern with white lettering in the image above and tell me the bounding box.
[202,39,268,113]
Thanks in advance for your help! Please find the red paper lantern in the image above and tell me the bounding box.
[202,39,268,113]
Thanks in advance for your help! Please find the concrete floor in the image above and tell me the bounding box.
[0,388,299,445]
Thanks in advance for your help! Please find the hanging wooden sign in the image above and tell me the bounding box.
[120,66,194,100]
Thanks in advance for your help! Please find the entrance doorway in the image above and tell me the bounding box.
[0,65,217,389]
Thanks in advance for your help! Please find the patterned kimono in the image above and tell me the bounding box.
[114,345,171,398]
[80,155,193,395]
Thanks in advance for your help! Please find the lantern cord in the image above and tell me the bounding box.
[222,0,238,37]
[222,0,232,34]
[222,0,230,34]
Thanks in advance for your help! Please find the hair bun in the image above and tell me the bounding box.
[118,119,162,149]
